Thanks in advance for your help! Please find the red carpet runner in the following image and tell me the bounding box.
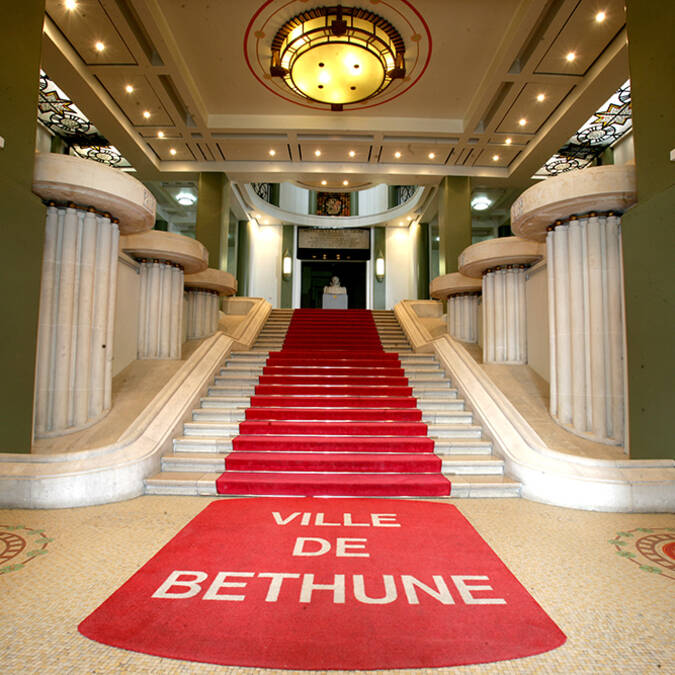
[216,309,451,497]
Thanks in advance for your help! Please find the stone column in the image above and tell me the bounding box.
[481,265,528,363]
[34,203,119,435]
[511,164,637,447]
[137,260,184,359]
[447,293,480,343]
[122,230,210,359]
[546,212,627,444]
[31,154,156,437]
[186,289,219,339]
[184,268,237,339]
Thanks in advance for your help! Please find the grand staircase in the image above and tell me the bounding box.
[145,309,520,498]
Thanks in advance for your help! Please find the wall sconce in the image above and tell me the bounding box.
[282,250,292,279]
[375,254,385,282]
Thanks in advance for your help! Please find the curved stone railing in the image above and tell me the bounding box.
[0,298,270,508]
[394,300,675,512]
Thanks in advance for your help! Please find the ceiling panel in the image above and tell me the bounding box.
[95,73,174,126]
[298,142,372,163]
[147,141,195,161]
[496,82,574,134]
[378,142,455,165]
[46,0,136,65]
[535,0,625,75]
[472,146,521,167]
[217,140,292,161]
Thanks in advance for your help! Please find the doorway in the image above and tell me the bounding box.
[300,261,367,308]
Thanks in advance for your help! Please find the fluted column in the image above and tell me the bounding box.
[546,212,626,444]
[185,289,220,339]
[34,203,119,436]
[482,265,528,364]
[447,293,479,343]
[137,260,184,359]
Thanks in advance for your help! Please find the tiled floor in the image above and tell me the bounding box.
[2,495,673,674]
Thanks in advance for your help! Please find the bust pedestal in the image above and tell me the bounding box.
[322,293,348,309]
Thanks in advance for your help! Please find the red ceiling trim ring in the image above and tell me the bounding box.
[243,0,432,112]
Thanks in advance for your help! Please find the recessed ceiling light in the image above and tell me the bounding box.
[394,151,401,158]
[428,152,436,159]
[143,110,151,119]
[176,191,197,206]
[399,221,404,226]
[471,196,492,211]
[343,180,349,186]
[321,180,327,186]
[269,149,276,156]
[169,148,177,156]
[566,51,576,62]
[505,137,512,145]
[314,149,321,157]
[518,118,527,126]
[95,41,105,52]
[536,93,545,102]
[407,216,413,221]
[125,84,134,94]
[492,154,500,161]
[348,150,355,157]
[595,11,606,22]
[157,131,164,138]
[65,0,77,9]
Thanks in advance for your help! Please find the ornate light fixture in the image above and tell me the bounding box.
[270,5,405,111]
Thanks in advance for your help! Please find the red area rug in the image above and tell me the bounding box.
[78,498,566,669]
[216,309,450,497]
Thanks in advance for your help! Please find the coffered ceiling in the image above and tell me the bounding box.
[41,0,629,193]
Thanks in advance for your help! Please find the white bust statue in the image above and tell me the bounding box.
[323,275,346,294]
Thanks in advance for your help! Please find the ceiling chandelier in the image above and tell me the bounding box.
[269,5,406,111]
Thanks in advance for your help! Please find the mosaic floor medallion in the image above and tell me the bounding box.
[0,526,52,575]
[610,527,675,579]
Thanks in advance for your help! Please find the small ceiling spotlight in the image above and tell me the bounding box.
[314,149,321,157]
[566,51,576,62]
[143,110,151,119]
[492,154,500,161]
[407,215,413,221]
[471,195,492,211]
[343,180,349,186]
[321,179,327,186]
[348,150,356,157]
[536,93,545,102]
[65,0,77,9]
[595,11,606,22]
[505,137,512,145]
[428,152,436,159]
[518,118,527,126]
[176,191,197,206]
[125,84,134,94]
[169,148,177,156]
[394,151,402,159]
[269,149,276,156]
[95,41,105,52]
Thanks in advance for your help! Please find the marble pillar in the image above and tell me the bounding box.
[447,293,479,343]
[546,212,626,444]
[185,288,220,339]
[482,265,528,364]
[137,259,184,359]
[34,203,119,436]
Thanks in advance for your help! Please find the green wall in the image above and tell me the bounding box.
[0,3,46,453]
[622,1,675,459]
[438,176,472,275]
[280,225,294,308]
[413,222,430,299]
[372,227,386,309]
[195,172,230,270]
[236,220,250,296]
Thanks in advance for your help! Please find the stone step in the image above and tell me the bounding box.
[200,395,251,408]
[429,424,484,438]
[207,385,255,396]
[193,409,246,422]
[161,451,503,475]
[144,471,520,498]
[422,410,473,424]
